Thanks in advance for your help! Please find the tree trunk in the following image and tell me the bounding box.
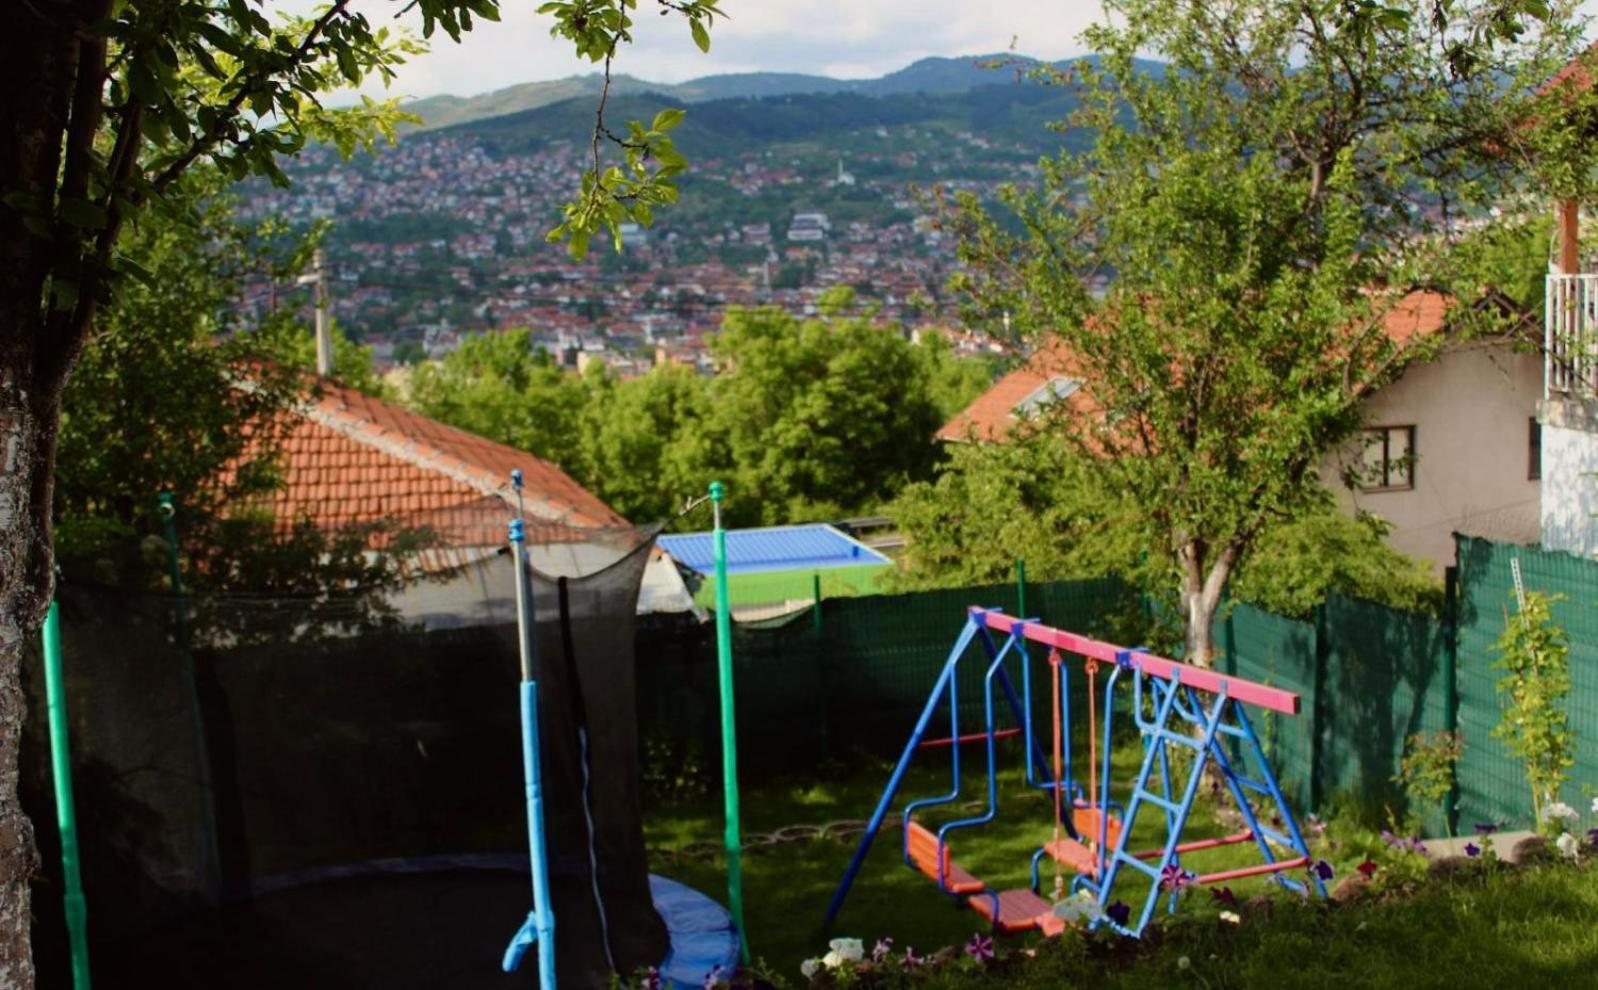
[0,375,47,990]
[1179,541,1239,670]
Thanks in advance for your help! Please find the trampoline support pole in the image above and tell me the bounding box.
[710,481,749,964]
[502,515,556,987]
[43,601,92,990]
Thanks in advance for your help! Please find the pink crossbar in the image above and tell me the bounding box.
[974,608,1301,715]
[918,727,1022,749]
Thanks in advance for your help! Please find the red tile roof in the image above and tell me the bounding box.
[938,290,1453,444]
[250,380,625,546]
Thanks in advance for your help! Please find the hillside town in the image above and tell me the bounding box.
[233,125,1040,374]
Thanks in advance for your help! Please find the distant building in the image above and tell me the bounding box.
[787,211,831,242]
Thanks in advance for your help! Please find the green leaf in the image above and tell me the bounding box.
[690,18,710,53]
[652,107,687,132]
[57,198,109,230]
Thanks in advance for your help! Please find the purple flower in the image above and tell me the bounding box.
[871,937,893,963]
[1305,814,1326,837]
[902,947,923,969]
[1380,828,1399,848]
[1464,842,1481,858]
[964,933,995,963]
[1588,828,1598,848]
[1473,822,1499,836]
[640,967,662,990]
[1210,886,1238,907]
[1160,864,1195,891]
[1356,859,1378,878]
[1106,901,1131,926]
[1312,859,1334,881]
[1410,838,1428,856]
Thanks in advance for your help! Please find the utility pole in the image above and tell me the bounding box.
[297,248,333,377]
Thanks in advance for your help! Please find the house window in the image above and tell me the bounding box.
[1012,376,1082,418]
[1357,425,1415,492]
[1529,418,1542,481]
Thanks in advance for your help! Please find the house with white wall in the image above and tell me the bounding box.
[938,292,1544,570]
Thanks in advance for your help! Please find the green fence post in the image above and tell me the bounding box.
[43,601,92,990]
[1310,602,1329,812]
[1443,565,1461,836]
[157,491,220,897]
[708,481,749,962]
[1016,557,1027,617]
[813,571,830,762]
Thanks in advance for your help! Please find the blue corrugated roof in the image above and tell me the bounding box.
[658,523,891,575]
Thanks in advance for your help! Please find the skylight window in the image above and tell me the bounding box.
[1013,376,1082,418]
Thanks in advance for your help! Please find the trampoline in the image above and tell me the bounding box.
[24,523,723,989]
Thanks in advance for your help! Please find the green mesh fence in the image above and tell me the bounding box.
[1214,603,1318,808]
[634,576,1136,778]
[1318,595,1449,833]
[1455,535,1598,830]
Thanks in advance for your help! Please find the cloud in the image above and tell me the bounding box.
[315,0,1108,100]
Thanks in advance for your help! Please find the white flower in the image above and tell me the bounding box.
[1178,955,1192,971]
[827,937,864,964]
[1545,801,1579,823]
[1557,831,1581,859]
[1219,911,1241,925]
[799,959,820,979]
[1590,796,1598,815]
[1052,891,1104,926]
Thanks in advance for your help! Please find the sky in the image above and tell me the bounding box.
[285,0,1112,100]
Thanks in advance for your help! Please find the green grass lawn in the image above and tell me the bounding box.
[644,739,1342,980]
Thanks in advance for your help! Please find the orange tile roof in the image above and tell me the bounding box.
[251,380,625,546]
[937,290,1453,444]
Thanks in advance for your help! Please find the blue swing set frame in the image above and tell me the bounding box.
[825,607,1325,938]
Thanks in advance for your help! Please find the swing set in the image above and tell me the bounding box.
[825,607,1325,938]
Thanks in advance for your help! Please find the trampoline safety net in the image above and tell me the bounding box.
[21,525,668,989]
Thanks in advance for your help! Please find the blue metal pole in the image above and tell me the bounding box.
[825,616,980,925]
[502,514,556,986]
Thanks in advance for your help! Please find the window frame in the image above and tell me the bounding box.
[1356,424,1416,493]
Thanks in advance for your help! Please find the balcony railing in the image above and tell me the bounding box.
[1546,273,1598,399]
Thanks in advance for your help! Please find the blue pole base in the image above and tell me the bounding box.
[501,911,540,973]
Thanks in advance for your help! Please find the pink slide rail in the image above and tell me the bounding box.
[974,608,1301,716]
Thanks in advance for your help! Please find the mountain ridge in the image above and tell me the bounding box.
[401,54,1130,132]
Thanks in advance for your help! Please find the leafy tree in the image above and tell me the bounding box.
[54,178,311,582]
[0,0,714,976]
[408,329,594,476]
[890,433,1440,621]
[949,0,1573,663]
[693,302,949,526]
[580,363,713,522]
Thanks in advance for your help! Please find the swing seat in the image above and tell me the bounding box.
[969,888,1066,936]
[905,820,983,894]
[1071,806,1124,850]
[1042,807,1123,876]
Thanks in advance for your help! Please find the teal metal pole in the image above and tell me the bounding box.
[157,491,219,895]
[710,481,748,962]
[43,601,91,990]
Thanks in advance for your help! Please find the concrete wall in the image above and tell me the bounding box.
[1321,340,1543,570]
[1539,397,1598,559]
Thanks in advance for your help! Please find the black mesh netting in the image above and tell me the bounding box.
[22,525,667,989]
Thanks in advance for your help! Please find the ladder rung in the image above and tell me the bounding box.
[1152,729,1204,751]
[1133,790,1181,815]
[1230,775,1272,796]
[1213,722,1248,740]
[1258,825,1296,849]
[1111,852,1161,880]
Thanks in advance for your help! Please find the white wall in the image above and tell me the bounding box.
[1540,410,1598,559]
[1321,340,1543,570]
